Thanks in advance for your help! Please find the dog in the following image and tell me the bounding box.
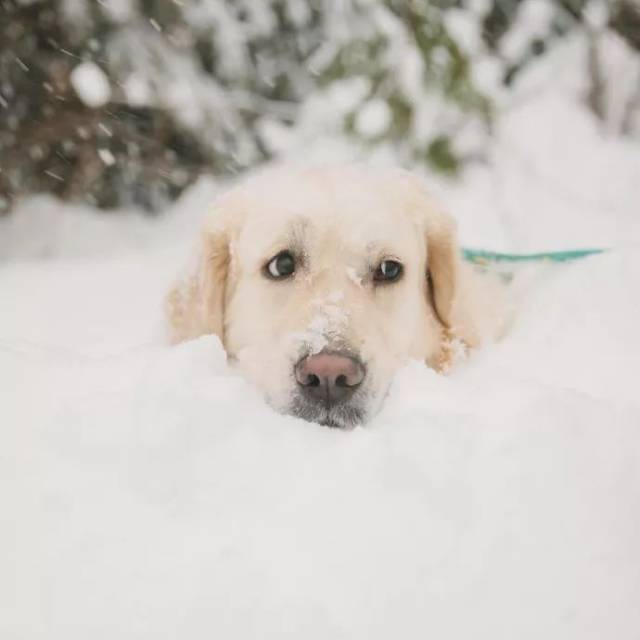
[166,165,504,428]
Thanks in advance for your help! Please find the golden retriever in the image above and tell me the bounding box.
[166,165,503,428]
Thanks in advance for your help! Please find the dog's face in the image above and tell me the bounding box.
[168,166,481,428]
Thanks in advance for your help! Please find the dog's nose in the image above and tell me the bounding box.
[295,352,365,405]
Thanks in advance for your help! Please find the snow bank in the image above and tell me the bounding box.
[2,246,639,639]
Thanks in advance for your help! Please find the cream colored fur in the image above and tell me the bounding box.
[166,165,504,423]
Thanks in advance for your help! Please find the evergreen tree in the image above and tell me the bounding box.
[2,0,636,214]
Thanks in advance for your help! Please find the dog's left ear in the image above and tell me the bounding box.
[424,195,500,356]
[423,199,509,361]
[425,208,475,347]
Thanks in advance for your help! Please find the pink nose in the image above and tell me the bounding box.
[295,352,365,405]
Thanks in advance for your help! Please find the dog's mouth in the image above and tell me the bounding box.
[289,393,367,429]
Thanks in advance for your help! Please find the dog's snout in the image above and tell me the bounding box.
[295,352,365,405]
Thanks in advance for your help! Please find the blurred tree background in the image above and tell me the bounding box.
[0,0,638,214]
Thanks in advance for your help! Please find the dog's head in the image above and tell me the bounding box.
[167,166,487,428]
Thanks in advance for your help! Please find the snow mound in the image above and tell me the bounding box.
[2,242,640,638]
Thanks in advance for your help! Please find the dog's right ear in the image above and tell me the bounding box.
[165,203,238,345]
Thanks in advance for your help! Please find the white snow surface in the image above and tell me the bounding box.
[3,58,640,639]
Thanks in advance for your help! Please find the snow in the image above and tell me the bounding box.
[433,34,640,254]
[354,99,392,138]
[69,61,112,108]
[3,39,640,640]
[123,74,151,106]
[98,148,116,166]
[443,8,484,57]
[500,0,555,62]
[595,31,640,135]
[2,244,640,638]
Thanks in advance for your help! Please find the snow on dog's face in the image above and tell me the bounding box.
[167,166,483,428]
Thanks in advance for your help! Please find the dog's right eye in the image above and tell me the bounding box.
[265,251,296,279]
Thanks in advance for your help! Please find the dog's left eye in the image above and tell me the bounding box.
[265,251,296,279]
[374,259,403,283]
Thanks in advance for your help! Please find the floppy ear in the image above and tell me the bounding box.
[425,210,458,333]
[425,207,483,351]
[165,219,231,345]
[424,202,509,364]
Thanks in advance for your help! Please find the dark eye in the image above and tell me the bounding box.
[265,250,296,279]
[374,259,403,283]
